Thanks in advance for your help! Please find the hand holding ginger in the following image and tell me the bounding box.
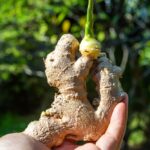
[23,33,126,148]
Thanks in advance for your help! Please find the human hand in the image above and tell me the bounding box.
[53,95,128,150]
[0,133,49,150]
[0,96,127,150]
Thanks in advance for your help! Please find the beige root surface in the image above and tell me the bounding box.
[24,34,125,148]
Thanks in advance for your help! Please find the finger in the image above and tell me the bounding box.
[96,95,128,150]
[53,141,77,150]
[75,143,100,150]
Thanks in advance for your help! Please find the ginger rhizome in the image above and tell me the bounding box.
[24,34,125,148]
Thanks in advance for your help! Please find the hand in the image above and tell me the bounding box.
[54,95,128,150]
[0,96,127,150]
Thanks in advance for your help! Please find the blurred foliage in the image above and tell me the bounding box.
[0,113,31,136]
[0,0,150,149]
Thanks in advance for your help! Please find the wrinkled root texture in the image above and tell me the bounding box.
[24,34,125,148]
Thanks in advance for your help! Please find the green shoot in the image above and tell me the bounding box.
[85,0,94,38]
[79,0,101,59]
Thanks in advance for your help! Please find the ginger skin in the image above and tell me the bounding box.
[24,34,125,148]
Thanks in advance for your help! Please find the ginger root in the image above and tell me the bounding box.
[24,34,125,148]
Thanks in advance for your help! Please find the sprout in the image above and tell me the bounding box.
[79,0,101,59]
